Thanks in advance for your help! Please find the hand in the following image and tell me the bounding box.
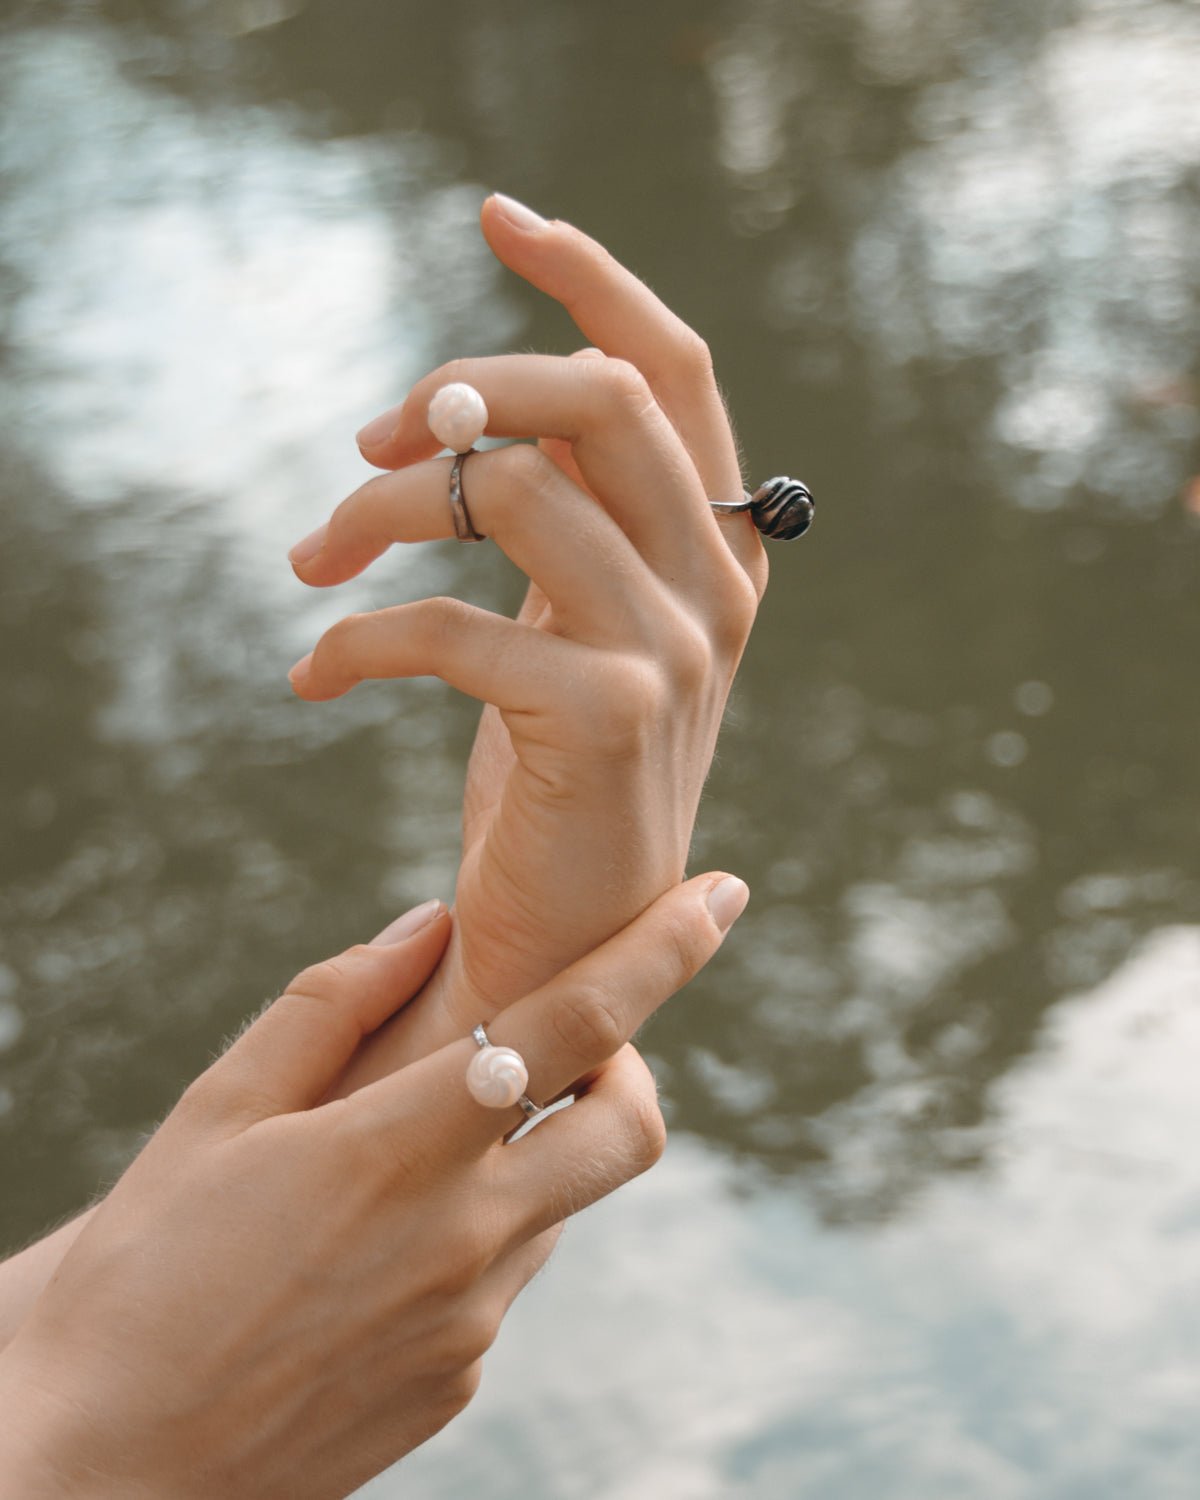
[0,873,747,1498]
[288,195,764,1084]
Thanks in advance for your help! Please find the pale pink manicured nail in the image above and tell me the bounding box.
[706,876,750,934]
[287,652,313,689]
[492,193,548,232]
[288,522,328,566]
[369,899,444,946]
[356,410,398,448]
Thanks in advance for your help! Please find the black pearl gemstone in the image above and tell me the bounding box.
[749,476,815,541]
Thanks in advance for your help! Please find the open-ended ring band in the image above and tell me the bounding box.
[449,451,485,543]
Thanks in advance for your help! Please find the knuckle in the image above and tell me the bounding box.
[440,1359,484,1420]
[436,1307,500,1373]
[676,329,715,385]
[667,619,715,691]
[487,444,560,516]
[174,1072,218,1123]
[710,570,760,651]
[595,357,654,421]
[415,594,472,647]
[319,611,368,666]
[626,1092,668,1174]
[552,980,626,1064]
[490,440,548,490]
[582,657,667,757]
[285,954,354,1006]
[435,357,473,390]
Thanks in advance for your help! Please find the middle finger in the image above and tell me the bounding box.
[358,353,730,581]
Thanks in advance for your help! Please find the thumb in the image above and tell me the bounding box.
[200,902,451,1125]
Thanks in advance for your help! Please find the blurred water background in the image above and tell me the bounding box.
[1,1,1198,1495]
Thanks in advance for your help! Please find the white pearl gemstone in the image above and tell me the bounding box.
[465,1044,529,1109]
[427,382,489,453]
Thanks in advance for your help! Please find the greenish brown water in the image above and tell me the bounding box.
[1,2,1198,1495]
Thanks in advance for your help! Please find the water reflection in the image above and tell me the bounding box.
[710,0,1200,512]
[0,24,514,1227]
[390,926,1200,1499]
[1,2,1198,1493]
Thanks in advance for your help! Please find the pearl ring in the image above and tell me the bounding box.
[429,380,815,544]
[429,382,489,543]
[466,1023,542,1118]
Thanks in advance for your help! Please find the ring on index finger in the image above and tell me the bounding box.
[466,1023,542,1119]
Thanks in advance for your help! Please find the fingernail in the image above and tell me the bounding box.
[706,875,750,934]
[492,193,548,232]
[369,899,444,946]
[288,522,328,566]
[287,651,313,689]
[356,410,397,449]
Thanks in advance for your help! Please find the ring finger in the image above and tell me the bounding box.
[290,444,660,640]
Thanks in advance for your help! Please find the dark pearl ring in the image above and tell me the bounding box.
[710,477,815,541]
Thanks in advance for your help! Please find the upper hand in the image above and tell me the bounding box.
[287,196,764,1077]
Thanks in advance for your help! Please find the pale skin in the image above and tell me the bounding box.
[291,192,767,1084]
[0,873,749,1497]
[0,196,764,1332]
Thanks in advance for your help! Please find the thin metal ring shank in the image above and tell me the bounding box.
[709,492,756,516]
[471,1023,540,1118]
[450,450,485,542]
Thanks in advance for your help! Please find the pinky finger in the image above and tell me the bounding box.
[499,1045,666,1245]
[287,597,582,713]
[477,1223,564,1314]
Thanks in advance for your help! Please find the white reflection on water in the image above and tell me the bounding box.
[380,926,1200,1499]
[710,0,1200,511]
[0,26,515,733]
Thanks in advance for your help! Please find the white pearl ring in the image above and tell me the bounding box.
[428,381,489,454]
[428,383,489,542]
[466,1023,542,1119]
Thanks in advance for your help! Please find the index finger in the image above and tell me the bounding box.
[482,197,744,497]
[360,196,763,583]
[350,871,749,1155]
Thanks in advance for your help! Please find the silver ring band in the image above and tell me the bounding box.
[450,451,485,543]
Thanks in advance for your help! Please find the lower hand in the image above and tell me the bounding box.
[0,873,746,1498]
